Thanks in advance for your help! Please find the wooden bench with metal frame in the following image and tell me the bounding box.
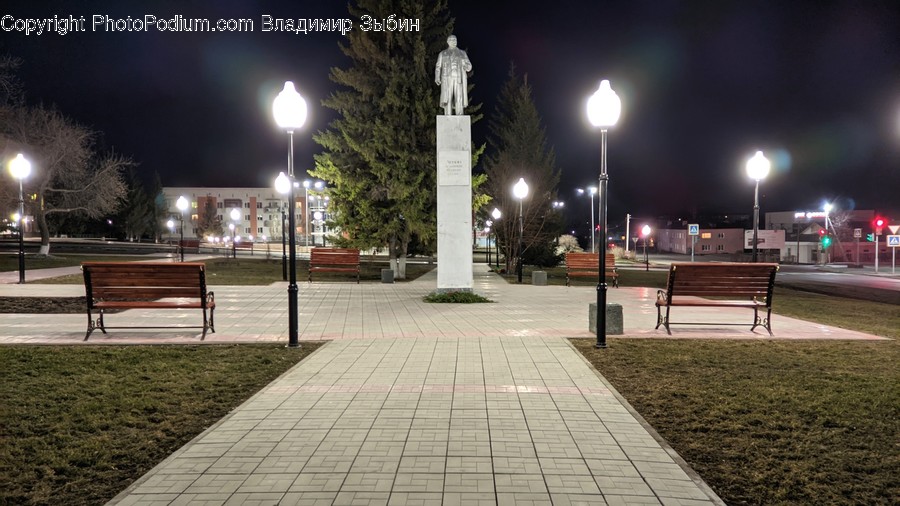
[308,247,360,283]
[655,262,778,335]
[81,262,215,341]
[565,252,618,287]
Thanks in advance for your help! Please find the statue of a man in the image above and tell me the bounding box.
[435,35,472,116]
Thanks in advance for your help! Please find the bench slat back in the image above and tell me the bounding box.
[310,248,360,266]
[83,262,209,302]
[665,262,778,300]
[566,252,615,270]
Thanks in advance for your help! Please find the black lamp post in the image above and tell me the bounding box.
[273,81,307,348]
[746,150,770,263]
[641,225,651,272]
[491,208,502,271]
[9,154,31,284]
[586,79,622,350]
[280,205,287,281]
[175,196,188,262]
[513,178,528,283]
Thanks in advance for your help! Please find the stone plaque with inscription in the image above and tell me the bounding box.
[438,150,470,186]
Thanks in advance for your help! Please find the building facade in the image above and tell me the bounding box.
[161,187,318,245]
[657,228,745,255]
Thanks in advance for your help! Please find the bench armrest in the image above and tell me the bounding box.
[656,289,668,305]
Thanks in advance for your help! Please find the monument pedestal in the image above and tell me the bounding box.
[436,116,473,292]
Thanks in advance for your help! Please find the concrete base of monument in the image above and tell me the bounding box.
[589,302,624,335]
[430,287,475,295]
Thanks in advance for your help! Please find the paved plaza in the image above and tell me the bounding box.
[0,263,886,505]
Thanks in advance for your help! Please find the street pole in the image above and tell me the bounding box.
[625,213,631,254]
[751,178,760,262]
[178,214,184,262]
[596,129,609,348]
[281,206,287,281]
[287,132,299,346]
[16,179,25,284]
[517,198,524,283]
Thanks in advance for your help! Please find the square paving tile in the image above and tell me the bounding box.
[398,456,446,473]
[443,473,494,494]
[392,473,444,493]
[494,473,547,494]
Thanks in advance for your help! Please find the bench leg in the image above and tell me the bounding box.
[655,305,672,335]
[85,310,95,341]
[764,307,773,336]
[201,307,216,340]
[750,307,762,333]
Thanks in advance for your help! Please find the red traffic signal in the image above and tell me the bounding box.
[875,217,885,235]
[818,228,826,236]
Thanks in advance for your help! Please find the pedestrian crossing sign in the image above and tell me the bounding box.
[688,224,699,236]
[887,235,900,247]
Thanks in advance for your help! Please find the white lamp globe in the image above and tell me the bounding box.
[587,80,621,128]
[513,178,529,200]
[746,150,770,181]
[275,172,291,194]
[175,196,189,212]
[273,81,307,130]
[491,207,502,220]
[8,153,31,180]
[641,225,651,237]
[230,208,241,221]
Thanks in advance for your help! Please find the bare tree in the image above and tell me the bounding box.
[1,105,128,254]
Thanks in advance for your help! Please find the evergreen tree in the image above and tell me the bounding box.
[312,0,456,279]
[117,167,153,241]
[483,65,562,272]
[148,171,168,242]
[194,200,222,239]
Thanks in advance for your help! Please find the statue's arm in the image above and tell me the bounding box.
[435,53,442,84]
[462,51,472,72]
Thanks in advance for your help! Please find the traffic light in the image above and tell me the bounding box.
[867,233,875,242]
[874,217,885,235]
[821,235,832,248]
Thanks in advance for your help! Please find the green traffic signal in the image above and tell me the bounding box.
[866,233,875,242]
[822,236,832,248]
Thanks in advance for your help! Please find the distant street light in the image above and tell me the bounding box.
[229,208,241,259]
[485,220,493,265]
[273,81,307,348]
[587,79,622,349]
[275,172,291,281]
[641,224,651,271]
[492,207,502,270]
[175,196,188,262]
[823,201,833,265]
[313,211,323,247]
[8,153,31,284]
[746,150,770,262]
[576,187,598,252]
[513,178,529,283]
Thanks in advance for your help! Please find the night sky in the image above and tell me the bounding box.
[4,0,900,231]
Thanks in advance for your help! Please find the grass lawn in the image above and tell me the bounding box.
[0,253,167,272]
[29,257,436,285]
[571,338,900,505]
[0,343,322,505]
